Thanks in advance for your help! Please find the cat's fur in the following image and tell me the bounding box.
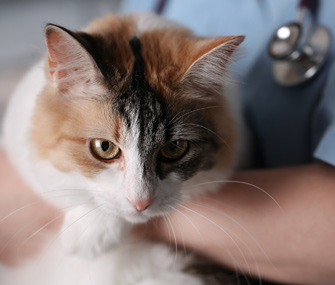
[1,13,246,284]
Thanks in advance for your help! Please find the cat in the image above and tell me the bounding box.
[1,12,246,285]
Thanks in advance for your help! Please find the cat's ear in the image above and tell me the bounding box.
[44,24,102,94]
[181,36,244,90]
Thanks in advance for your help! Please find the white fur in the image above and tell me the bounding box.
[60,204,130,258]
[0,237,202,285]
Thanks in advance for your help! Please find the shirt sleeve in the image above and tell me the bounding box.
[314,125,335,166]
[313,57,335,166]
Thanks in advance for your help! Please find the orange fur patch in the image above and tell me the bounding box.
[30,84,126,177]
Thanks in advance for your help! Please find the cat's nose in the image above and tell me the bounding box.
[129,198,153,212]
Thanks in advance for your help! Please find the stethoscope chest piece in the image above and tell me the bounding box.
[268,0,331,86]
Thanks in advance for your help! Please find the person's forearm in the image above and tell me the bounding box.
[145,163,335,284]
[0,150,62,266]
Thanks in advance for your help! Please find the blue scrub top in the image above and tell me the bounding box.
[120,0,335,168]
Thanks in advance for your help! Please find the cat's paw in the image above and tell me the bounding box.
[60,204,130,259]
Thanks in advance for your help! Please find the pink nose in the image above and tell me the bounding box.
[129,198,153,212]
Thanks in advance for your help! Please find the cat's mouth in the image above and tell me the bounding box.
[125,212,151,224]
[125,204,178,224]
[124,203,174,224]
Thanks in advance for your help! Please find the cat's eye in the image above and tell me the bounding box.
[90,139,120,161]
[160,140,190,162]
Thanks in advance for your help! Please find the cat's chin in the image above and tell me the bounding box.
[124,213,151,224]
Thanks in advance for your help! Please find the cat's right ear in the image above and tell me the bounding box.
[180,36,244,95]
[44,24,102,95]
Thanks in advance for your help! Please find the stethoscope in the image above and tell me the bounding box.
[268,0,331,86]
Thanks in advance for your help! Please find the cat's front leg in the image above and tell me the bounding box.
[60,204,130,258]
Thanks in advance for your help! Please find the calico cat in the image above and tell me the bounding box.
[1,12,246,284]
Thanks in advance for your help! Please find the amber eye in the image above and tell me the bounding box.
[160,140,189,162]
[90,139,120,161]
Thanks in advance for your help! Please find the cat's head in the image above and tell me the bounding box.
[30,14,244,223]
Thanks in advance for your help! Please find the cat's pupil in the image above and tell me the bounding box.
[101,141,110,152]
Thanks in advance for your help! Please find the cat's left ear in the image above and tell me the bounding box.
[44,24,102,95]
[181,36,245,90]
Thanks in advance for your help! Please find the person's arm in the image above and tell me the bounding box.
[138,163,335,284]
[0,150,62,266]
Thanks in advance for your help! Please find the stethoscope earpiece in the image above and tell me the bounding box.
[268,0,331,86]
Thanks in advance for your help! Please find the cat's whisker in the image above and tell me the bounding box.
[168,205,199,256]
[45,204,105,255]
[187,200,266,284]
[99,211,111,255]
[8,202,90,258]
[169,120,233,153]
[167,105,221,128]
[0,218,35,258]
[0,210,57,259]
[0,190,94,227]
[45,205,108,276]
[174,201,253,282]
[39,188,103,197]
[187,180,283,212]
[184,123,233,152]
[0,202,59,262]
[165,213,178,266]
[177,219,187,257]
[168,207,249,283]
[15,213,64,257]
[171,196,267,284]
[57,204,103,238]
[200,196,276,271]
[162,215,173,249]
[168,205,204,246]
[73,205,107,251]
[0,200,44,225]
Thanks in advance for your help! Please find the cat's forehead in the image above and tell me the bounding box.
[81,14,195,95]
[80,19,198,153]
